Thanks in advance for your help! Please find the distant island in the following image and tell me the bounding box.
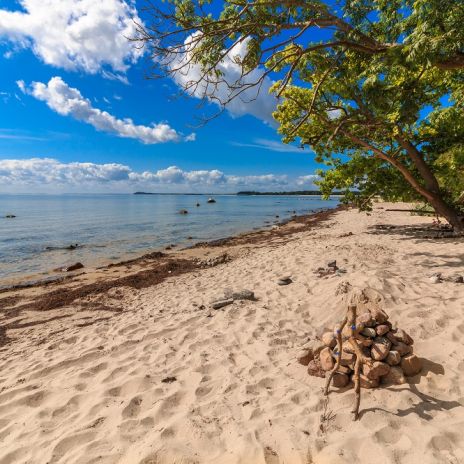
[237,190,340,196]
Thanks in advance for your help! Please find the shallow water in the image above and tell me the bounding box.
[0,194,338,283]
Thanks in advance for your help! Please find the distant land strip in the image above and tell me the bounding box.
[134,191,345,196]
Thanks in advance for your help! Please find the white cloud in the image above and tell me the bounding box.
[19,77,194,144]
[0,158,318,193]
[296,174,319,188]
[169,35,277,125]
[231,138,304,153]
[0,0,143,75]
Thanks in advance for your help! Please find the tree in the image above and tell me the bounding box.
[135,0,464,232]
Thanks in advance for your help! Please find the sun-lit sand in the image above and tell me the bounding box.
[0,203,463,464]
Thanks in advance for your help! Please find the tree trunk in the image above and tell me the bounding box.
[426,193,464,233]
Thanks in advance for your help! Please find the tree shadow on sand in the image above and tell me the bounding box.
[359,357,462,420]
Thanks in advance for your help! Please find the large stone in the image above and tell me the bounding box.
[361,327,376,338]
[386,350,401,366]
[342,321,365,338]
[331,372,349,388]
[320,347,335,371]
[357,312,375,328]
[359,374,379,389]
[307,359,325,378]
[297,348,314,366]
[336,364,352,375]
[401,354,422,376]
[224,289,256,301]
[376,324,390,336]
[394,329,414,345]
[338,350,355,366]
[321,331,336,348]
[369,307,389,324]
[363,361,390,380]
[371,337,391,361]
[381,366,406,385]
[395,342,413,357]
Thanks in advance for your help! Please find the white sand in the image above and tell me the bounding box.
[0,203,463,463]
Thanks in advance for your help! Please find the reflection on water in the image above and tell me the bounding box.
[0,194,338,283]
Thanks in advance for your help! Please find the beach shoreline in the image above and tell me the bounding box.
[1,202,463,464]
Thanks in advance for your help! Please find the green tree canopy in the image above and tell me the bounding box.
[137,0,464,231]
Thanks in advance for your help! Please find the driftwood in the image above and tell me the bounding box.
[324,304,374,420]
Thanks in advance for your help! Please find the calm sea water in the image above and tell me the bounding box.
[0,194,338,284]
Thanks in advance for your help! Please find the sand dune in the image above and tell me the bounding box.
[0,203,463,463]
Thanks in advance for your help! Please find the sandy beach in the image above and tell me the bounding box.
[0,203,463,464]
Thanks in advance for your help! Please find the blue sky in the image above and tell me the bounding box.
[0,0,321,193]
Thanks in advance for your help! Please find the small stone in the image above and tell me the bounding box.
[320,347,335,371]
[63,262,84,272]
[297,348,314,366]
[331,372,349,388]
[394,329,414,345]
[321,331,336,348]
[336,365,352,375]
[277,277,292,286]
[386,350,401,366]
[401,354,422,376]
[395,342,413,357]
[376,324,390,336]
[307,359,325,378]
[362,361,390,380]
[371,336,391,361]
[361,327,376,338]
[369,307,389,324]
[429,273,442,284]
[224,289,256,301]
[178,209,188,214]
[381,366,406,385]
[449,274,463,283]
[327,260,338,269]
[357,312,375,328]
[334,349,355,366]
[211,298,234,310]
[359,374,379,389]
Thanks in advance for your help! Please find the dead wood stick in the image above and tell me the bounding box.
[324,315,347,395]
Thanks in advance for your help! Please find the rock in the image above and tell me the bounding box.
[224,289,256,301]
[395,341,412,357]
[401,354,422,376]
[277,276,292,286]
[336,364,352,375]
[207,198,216,203]
[331,372,349,388]
[327,260,338,269]
[342,321,365,338]
[394,329,414,345]
[429,273,442,284]
[321,331,336,348]
[361,327,376,338]
[63,262,84,272]
[386,350,401,366]
[381,366,406,385]
[449,274,463,283]
[178,209,188,214]
[335,280,352,295]
[297,348,314,366]
[359,374,379,389]
[5,214,16,218]
[369,307,389,324]
[376,324,390,336]
[333,349,355,366]
[311,340,327,357]
[357,312,375,328]
[320,347,335,371]
[371,336,391,361]
[307,359,325,378]
[363,361,390,380]
[196,203,200,207]
[211,298,234,310]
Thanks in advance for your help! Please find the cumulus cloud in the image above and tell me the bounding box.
[296,174,320,188]
[169,35,277,125]
[19,77,194,144]
[231,138,304,153]
[0,0,143,75]
[0,158,317,193]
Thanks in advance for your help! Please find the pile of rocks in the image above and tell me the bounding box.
[314,260,347,278]
[299,307,422,388]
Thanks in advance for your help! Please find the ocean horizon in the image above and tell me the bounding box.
[0,193,338,285]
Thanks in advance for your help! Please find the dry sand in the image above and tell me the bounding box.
[0,203,463,464]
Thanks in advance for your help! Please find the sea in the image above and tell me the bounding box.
[0,194,338,285]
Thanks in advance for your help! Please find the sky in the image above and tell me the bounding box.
[0,0,322,194]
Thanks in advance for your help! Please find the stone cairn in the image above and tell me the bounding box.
[299,304,422,420]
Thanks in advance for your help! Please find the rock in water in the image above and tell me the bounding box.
[320,347,335,371]
[63,262,84,272]
[371,337,391,361]
[211,298,234,310]
[401,354,422,376]
[178,209,188,214]
[381,366,406,385]
[386,350,401,366]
